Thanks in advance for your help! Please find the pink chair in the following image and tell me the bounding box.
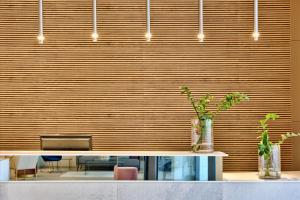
[114,165,138,180]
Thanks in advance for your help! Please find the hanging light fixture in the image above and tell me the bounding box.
[252,0,259,41]
[197,0,204,42]
[37,0,45,44]
[92,0,99,42]
[145,0,152,42]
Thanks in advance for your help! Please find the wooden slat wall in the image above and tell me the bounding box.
[0,0,291,171]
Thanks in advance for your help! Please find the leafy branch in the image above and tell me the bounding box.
[277,132,300,145]
[216,92,249,115]
[258,113,300,159]
[180,86,249,121]
[257,113,279,160]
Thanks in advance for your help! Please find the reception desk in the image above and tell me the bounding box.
[1,177,300,200]
[1,152,300,200]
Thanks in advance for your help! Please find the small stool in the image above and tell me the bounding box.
[114,165,138,180]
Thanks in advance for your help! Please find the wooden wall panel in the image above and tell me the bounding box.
[0,0,291,171]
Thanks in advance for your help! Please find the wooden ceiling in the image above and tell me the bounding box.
[0,0,291,171]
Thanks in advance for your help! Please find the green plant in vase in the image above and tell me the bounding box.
[180,86,249,152]
[258,113,300,179]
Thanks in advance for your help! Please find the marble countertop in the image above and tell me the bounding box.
[0,150,228,157]
[223,171,300,181]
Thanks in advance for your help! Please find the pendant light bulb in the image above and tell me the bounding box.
[38,0,44,44]
[253,0,259,41]
[92,32,99,42]
[198,0,204,43]
[37,34,45,44]
[197,33,204,43]
[145,32,152,42]
[92,0,98,42]
[252,31,259,41]
[145,0,151,42]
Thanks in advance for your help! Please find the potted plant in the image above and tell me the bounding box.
[258,113,300,179]
[180,86,249,152]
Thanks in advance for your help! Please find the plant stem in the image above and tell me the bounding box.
[190,100,201,122]
[265,157,271,177]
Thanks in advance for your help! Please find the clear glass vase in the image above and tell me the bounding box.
[258,144,281,179]
[191,118,214,153]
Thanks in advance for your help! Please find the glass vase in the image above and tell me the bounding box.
[258,144,281,179]
[191,118,214,153]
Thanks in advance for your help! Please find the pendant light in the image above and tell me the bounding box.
[92,0,99,42]
[37,0,45,44]
[197,0,204,42]
[252,0,259,41]
[145,0,152,42]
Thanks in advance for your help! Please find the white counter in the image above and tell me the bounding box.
[224,171,300,181]
[0,150,228,157]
